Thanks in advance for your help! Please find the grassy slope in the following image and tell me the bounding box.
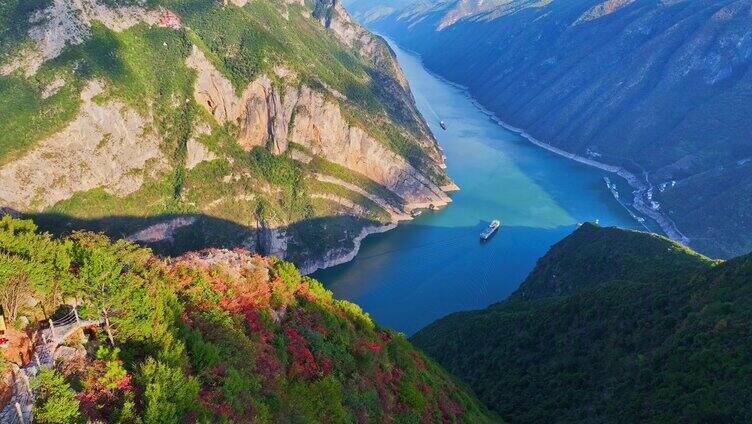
[0,215,497,423]
[412,224,752,422]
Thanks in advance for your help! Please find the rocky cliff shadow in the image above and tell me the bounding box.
[26,212,378,261]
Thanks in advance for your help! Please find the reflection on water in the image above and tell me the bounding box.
[313,38,638,335]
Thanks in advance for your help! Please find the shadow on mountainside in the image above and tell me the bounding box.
[26,212,379,264]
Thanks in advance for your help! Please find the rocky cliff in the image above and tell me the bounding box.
[0,0,455,272]
[359,0,752,258]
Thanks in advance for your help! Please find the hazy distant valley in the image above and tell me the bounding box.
[350,0,752,258]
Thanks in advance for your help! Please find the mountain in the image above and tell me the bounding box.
[355,0,752,259]
[0,0,456,274]
[0,215,496,423]
[341,0,416,23]
[411,223,752,422]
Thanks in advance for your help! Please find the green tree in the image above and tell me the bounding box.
[32,368,81,424]
[136,358,199,424]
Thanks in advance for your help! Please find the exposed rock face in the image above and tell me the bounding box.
[365,0,752,258]
[187,46,297,154]
[0,80,165,210]
[574,0,636,24]
[127,217,198,243]
[289,86,451,208]
[185,125,217,170]
[2,0,162,76]
[187,45,452,210]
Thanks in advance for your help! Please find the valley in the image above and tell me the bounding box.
[355,0,752,259]
[315,37,639,335]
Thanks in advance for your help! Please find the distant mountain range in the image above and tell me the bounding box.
[348,0,752,258]
[412,223,752,422]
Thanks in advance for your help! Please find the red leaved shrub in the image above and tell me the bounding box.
[284,327,318,380]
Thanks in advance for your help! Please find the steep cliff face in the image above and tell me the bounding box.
[361,0,752,258]
[0,0,454,272]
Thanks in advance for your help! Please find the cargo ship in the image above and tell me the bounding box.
[480,220,501,241]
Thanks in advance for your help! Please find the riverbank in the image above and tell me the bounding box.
[380,34,689,246]
[493,119,690,245]
[299,222,397,275]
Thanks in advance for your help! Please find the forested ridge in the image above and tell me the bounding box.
[413,224,752,423]
[0,216,495,423]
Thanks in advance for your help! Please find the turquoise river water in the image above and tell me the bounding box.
[313,39,639,335]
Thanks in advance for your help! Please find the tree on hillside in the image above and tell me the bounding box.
[0,216,78,320]
[0,261,32,322]
[73,235,128,346]
[32,368,81,424]
[72,233,169,346]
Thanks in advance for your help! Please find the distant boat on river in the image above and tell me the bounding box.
[480,220,501,241]
[440,120,447,130]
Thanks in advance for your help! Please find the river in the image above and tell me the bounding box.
[313,38,639,335]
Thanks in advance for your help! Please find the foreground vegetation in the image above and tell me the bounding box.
[0,216,495,423]
[412,224,752,422]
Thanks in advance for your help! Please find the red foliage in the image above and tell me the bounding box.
[390,367,403,385]
[295,284,317,302]
[318,354,333,375]
[245,308,265,332]
[284,327,318,380]
[254,345,283,391]
[355,406,369,424]
[198,389,234,420]
[289,308,327,336]
[240,306,275,343]
[354,338,384,357]
[438,394,465,419]
[210,363,227,378]
[179,311,194,327]
[411,351,426,371]
[377,331,392,344]
[365,341,382,353]
[76,359,134,421]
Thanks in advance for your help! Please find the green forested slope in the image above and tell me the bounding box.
[513,223,715,300]
[412,224,752,423]
[0,215,496,423]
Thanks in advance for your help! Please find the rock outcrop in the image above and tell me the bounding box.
[187,43,452,211]
[0,80,165,210]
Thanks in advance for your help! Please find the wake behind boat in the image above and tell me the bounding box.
[480,220,501,241]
